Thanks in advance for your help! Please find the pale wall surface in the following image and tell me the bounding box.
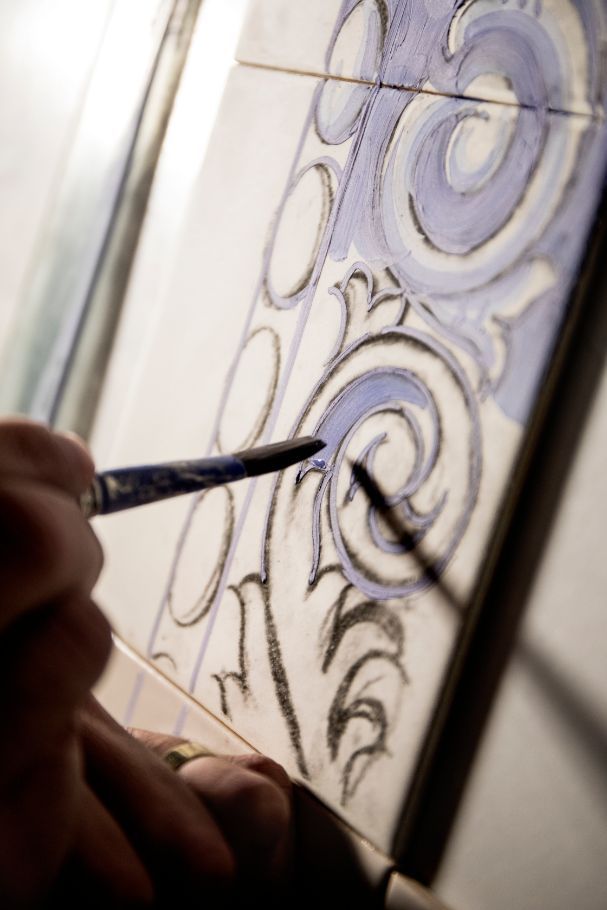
[436,352,607,910]
[0,0,113,360]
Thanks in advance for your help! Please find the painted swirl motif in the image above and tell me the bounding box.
[325,0,606,426]
[379,93,568,296]
[440,0,606,113]
[147,0,606,837]
[379,0,606,115]
[252,324,480,800]
[331,80,595,422]
[262,326,481,601]
[315,0,387,145]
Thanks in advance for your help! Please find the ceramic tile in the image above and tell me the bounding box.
[95,636,255,753]
[97,639,398,900]
[380,0,607,117]
[238,0,607,117]
[92,63,353,658]
[238,0,405,90]
[91,59,607,856]
[94,637,146,724]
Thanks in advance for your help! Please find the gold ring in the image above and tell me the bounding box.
[162,741,215,772]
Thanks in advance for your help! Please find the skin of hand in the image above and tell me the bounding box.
[0,418,294,906]
[0,418,110,905]
[56,698,294,906]
[129,727,294,892]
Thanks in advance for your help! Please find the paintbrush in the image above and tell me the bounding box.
[80,436,325,518]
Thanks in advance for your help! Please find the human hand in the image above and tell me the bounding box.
[133,730,294,895]
[0,418,293,906]
[0,418,111,905]
[51,697,293,906]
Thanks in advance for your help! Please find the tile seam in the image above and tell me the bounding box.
[237,58,604,123]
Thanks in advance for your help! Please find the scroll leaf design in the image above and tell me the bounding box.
[261,324,482,601]
[322,584,407,802]
[151,0,607,821]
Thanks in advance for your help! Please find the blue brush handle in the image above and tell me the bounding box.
[81,455,247,518]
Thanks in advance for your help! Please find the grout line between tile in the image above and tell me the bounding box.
[238,58,604,123]
[237,55,377,88]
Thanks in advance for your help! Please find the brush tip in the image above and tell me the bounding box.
[237,436,326,477]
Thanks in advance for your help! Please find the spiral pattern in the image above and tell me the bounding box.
[442,0,603,114]
[262,327,481,600]
[379,92,578,296]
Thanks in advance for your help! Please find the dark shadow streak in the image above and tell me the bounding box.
[358,448,607,795]
[350,461,462,614]
[351,224,607,877]
[517,638,607,802]
[394,196,607,880]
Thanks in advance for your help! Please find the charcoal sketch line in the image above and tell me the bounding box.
[261,327,482,601]
[211,580,251,721]
[323,583,407,802]
[216,326,281,454]
[167,486,235,627]
[144,0,607,820]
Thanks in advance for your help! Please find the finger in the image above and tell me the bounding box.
[79,699,235,899]
[179,755,293,884]
[222,752,293,793]
[0,418,94,496]
[130,730,291,792]
[0,480,104,631]
[134,731,293,884]
[49,783,154,907]
[0,594,112,767]
[0,730,82,905]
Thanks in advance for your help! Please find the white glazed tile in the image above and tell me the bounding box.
[91,50,607,856]
[238,0,607,117]
[238,0,354,79]
[186,91,607,850]
[381,0,607,118]
[94,637,146,725]
[95,636,257,753]
[91,64,344,657]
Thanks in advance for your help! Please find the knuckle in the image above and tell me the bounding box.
[51,432,95,493]
[0,420,53,468]
[236,754,291,786]
[227,768,292,838]
[0,419,93,493]
[0,483,103,608]
[27,501,73,586]
[24,498,72,587]
[154,800,237,886]
[12,596,112,706]
[0,484,60,579]
[63,597,113,685]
